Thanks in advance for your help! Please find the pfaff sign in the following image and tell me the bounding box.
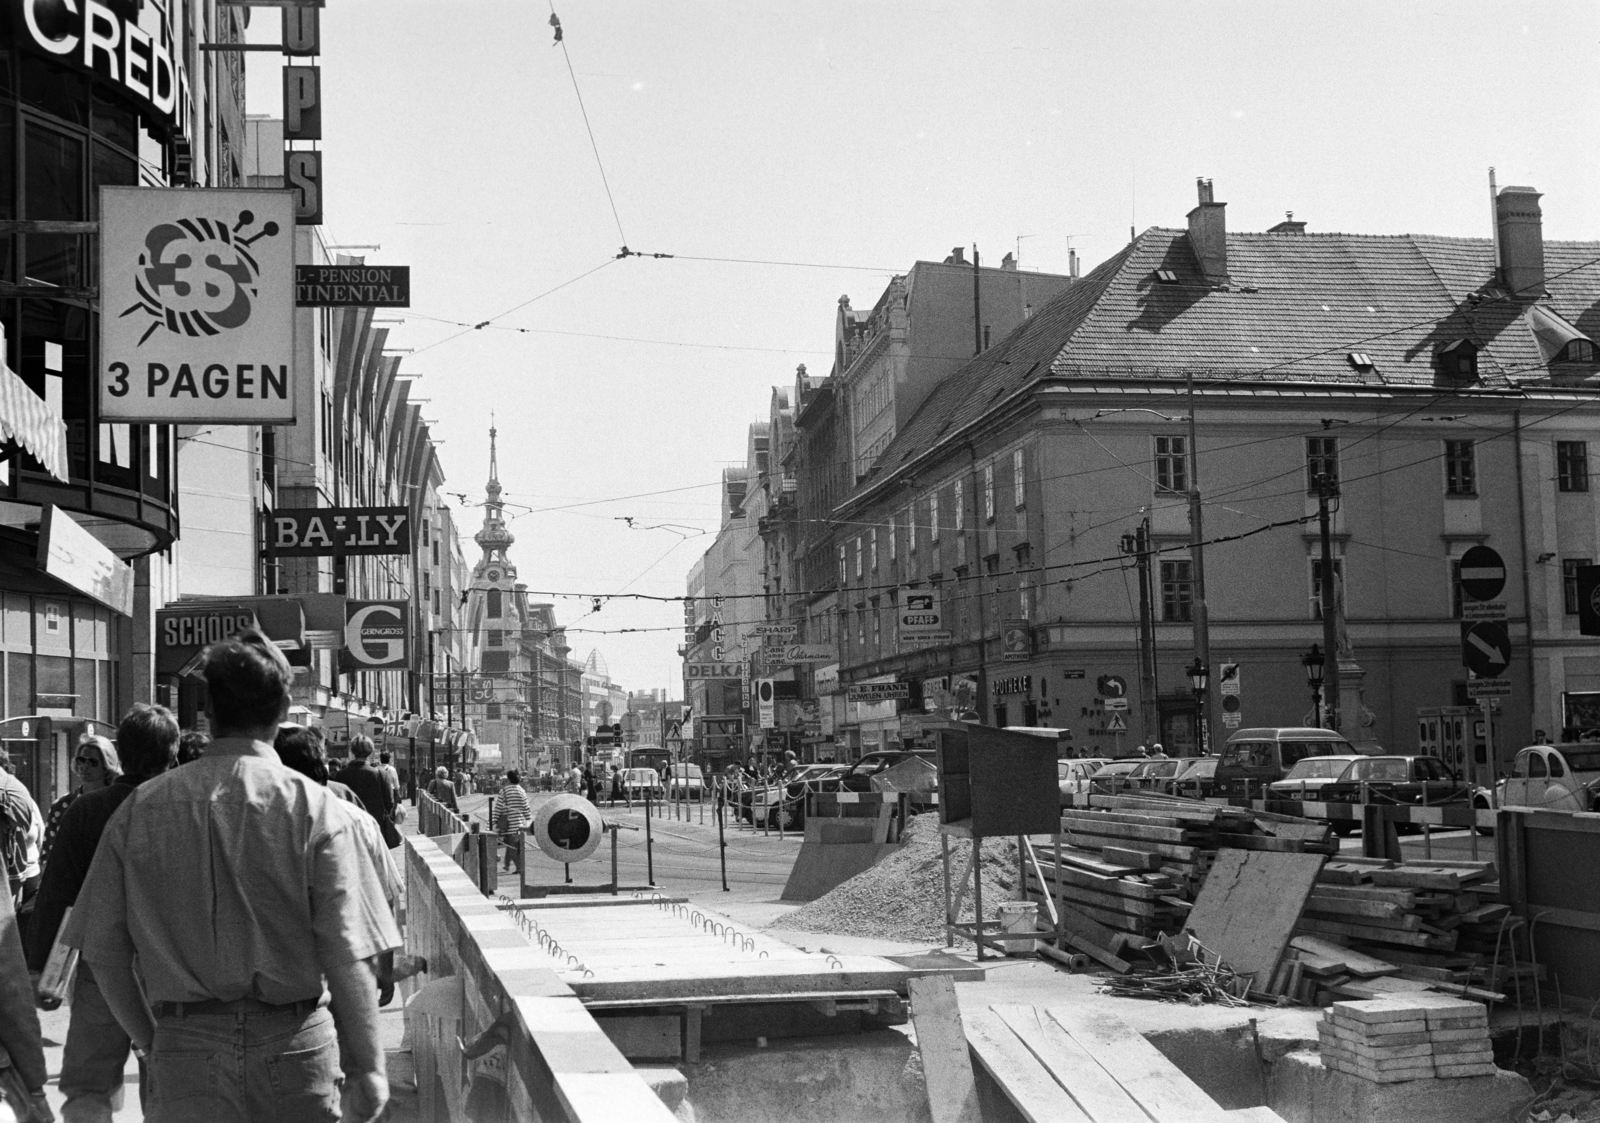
[267,507,411,557]
[99,187,297,423]
[18,0,190,127]
[340,601,408,672]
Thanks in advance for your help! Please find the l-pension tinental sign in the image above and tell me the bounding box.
[295,265,410,308]
[340,601,409,673]
[99,187,297,423]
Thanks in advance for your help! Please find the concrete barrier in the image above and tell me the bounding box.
[402,832,678,1122]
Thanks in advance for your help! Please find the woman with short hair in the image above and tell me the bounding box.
[41,735,121,869]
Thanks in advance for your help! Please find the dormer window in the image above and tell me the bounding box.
[1153,269,1180,285]
[1437,340,1478,383]
[1559,339,1597,365]
[1347,352,1374,373]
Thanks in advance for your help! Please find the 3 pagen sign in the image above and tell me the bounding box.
[99,187,297,423]
[341,601,409,673]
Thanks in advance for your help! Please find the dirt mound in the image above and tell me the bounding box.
[772,813,1024,942]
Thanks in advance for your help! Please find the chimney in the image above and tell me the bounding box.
[1069,248,1080,278]
[1495,185,1544,299]
[1187,177,1228,282]
[944,247,966,266]
[1001,251,1017,271]
[1268,210,1307,235]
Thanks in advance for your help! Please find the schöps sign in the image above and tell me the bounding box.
[340,601,409,672]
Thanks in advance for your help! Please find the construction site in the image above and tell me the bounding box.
[394,723,1600,1123]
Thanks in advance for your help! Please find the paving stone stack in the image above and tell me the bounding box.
[1318,997,1495,1083]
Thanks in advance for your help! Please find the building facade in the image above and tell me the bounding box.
[818,180,1600,780]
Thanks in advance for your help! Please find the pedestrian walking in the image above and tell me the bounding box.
[494,771,532,875]
[175,731,209,766]
[425,766,458,811]
[377,752,401,808]
[0,753,44,915]
[335,736,401,849]
[0,876,47,1123]
[28,703,178,1121]
[41,734,121,870]
[72,629,400,1123]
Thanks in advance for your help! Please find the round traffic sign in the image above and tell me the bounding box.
[533,794,603,864]
[1458,545,1506,602]
[1461,620,1511,679]
[1097,674,1128,699]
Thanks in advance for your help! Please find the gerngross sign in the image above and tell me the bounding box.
[340,601,409,673]
[100,187,297,423]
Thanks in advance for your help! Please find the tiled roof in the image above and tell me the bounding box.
[855,227,1600,499]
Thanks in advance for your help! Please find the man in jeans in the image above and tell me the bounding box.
[28,703,179,1122]
[74,631,399,1122]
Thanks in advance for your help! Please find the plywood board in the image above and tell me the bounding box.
[909,975,982,1123]
[991,1005,1150,1123]
[964,1009,1093,1123]
[1043,1004,1230,1123]
[1186,850,1325,989]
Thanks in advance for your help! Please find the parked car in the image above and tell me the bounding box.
[1088,760,1145,793]
[620,767,664,800]
[1268,755,1365,800]
[1126,757,1203,792]
[665,763,705,799]
[1488,744,1600,815]
[1059,758,1113,801]
[1162,756,1220,798]
[1215,727,1354,799]
[746,764,849,828]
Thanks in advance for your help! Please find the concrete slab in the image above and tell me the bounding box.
[1267,1049,1534,1123]
[680,1032,933,1123]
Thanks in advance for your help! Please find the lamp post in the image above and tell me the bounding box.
[1302,644,1326,728]
[1186,659,1208,754]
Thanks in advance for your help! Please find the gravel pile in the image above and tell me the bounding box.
[772,813,1024,942]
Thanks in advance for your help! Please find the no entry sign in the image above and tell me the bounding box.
[1458,546,1506,602]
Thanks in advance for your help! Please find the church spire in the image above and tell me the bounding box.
[474,418,514,566]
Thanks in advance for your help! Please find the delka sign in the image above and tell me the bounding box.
[99,187,297,423]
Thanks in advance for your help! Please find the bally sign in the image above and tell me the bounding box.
[340,601,409,672]
[99,187,297,423]
[267,507,411,557]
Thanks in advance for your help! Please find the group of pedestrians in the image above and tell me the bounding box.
[0,629,405,1123]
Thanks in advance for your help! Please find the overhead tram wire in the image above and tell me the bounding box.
[407,257,620,357]
[546,3,628,250]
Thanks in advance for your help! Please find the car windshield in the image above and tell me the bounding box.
[1148,761,1181,777]
[1221,742,1273,768]
[1282,758,1350,781]
[1348,759,1410,782]
[1093,763,1137,776]
[1180,759,1217,778]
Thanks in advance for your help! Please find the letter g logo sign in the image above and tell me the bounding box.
[345,602,405,666]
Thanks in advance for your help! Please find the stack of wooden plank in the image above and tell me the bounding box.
[1318,997,1495,1083]
[1023,844,1187,942]
[1286,856,1523,1001]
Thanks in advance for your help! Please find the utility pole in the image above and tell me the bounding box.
[972,245,983,357]
[1122,519,1159,746]
[1185,373,1212,752]
[1316,473,1341,731]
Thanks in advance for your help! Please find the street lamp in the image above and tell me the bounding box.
[1301,644,1326,728]
[1186,659,1208,753]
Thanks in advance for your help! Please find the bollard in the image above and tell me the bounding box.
[717,781,730,891]
[1422,783,1432,861]
[645,787,656,886]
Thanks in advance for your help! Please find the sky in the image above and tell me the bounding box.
[244,1,1599,696]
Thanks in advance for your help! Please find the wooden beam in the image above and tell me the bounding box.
[909,975,982,1123]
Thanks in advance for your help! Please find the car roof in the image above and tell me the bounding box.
[1226,727,1348,742]
[1285,754,1365,766]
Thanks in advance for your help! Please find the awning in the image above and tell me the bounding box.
[0,326,68,481]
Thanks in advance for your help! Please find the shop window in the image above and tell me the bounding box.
[20,56,88,126]
[7,655,29,720]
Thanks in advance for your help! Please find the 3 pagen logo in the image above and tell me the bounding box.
[344,603,407,668]
[122,211,281,344]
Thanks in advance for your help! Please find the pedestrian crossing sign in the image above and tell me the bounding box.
[1106,711,1128,733]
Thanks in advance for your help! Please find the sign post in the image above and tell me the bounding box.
[1457,545,1508,786]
